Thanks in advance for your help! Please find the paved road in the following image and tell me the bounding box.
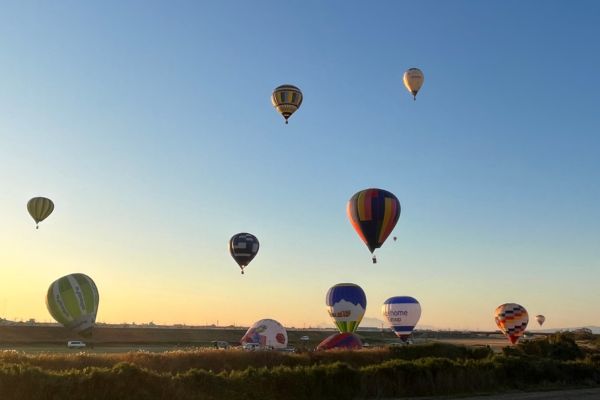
[399,387,600,399]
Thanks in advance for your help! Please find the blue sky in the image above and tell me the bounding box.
[0,1,599,330]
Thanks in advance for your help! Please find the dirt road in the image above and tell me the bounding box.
[403,387,600,399]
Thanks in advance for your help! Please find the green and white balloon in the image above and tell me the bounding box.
[46,273,99,337]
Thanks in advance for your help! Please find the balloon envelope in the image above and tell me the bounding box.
[536,315,545,326]
[495,303,529,345]
[382,296,421,338]
[317,332,363,351]
[46,273,99,338]
[27,197,54,228]
[271,84,303,123]
[241,319,288,349]
[326,283,367,332]
[403,67,424,99]
[229,233,259,273]
[347,188,400,257]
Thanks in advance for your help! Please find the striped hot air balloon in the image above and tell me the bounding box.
[271,84,303,124]
[347,188,400,263]
[495,303,529,345]
[27,197,54,229]
[229,233,259,274]
[46,273,99,338]
[326,283,367,333]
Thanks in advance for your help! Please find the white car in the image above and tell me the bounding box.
[67,340,86,349]
[242,343,261,351]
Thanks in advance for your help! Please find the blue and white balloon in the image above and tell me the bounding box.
[382,296,421,340]
[326,283,367,332]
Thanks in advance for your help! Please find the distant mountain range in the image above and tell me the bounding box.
[532,326,600,334]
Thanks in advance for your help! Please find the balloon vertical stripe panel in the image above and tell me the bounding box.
[378,198,399,243]
[347,203,369,245]
[358,190,373,220]
[73,273,99,314]
[333,320,360,333]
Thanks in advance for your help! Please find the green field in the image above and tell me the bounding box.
[0,324,528,355]
[0,324,404,348]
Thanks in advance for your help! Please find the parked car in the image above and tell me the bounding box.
[242,343,260,351]
[67,340,86,349]
[211,340,230,349]
[278,346,296,353]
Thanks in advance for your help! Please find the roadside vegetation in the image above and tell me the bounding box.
[0,334,599,399]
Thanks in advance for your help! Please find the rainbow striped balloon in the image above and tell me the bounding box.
[347,188,400,261]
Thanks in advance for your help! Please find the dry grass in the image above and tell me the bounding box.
[0,342,492,373]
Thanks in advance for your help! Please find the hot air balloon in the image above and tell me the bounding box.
[326,283,366,332]
[347,188,400,263]
[316,332,363,351]
[241,319,288,349]
[536,315,546,327]
[27,197,54,229]
[403,68,424,100]
[271,84,303,124]
[229,233,259,274]
[382,296,421,342]
[495,303,529,345]
[46,273,99,338]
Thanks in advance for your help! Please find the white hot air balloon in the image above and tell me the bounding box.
[240,319,288,349]
[382,296,421,342]
[403,68,424,100]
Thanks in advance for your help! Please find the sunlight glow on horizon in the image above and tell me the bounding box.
[1,1,599,331]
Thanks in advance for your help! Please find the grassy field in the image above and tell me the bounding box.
[1,326,595,399]
[0,324,407,349]
[0,336,598,399]
[0,324,522,356]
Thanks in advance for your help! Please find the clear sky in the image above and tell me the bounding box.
[0,1,599,331]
